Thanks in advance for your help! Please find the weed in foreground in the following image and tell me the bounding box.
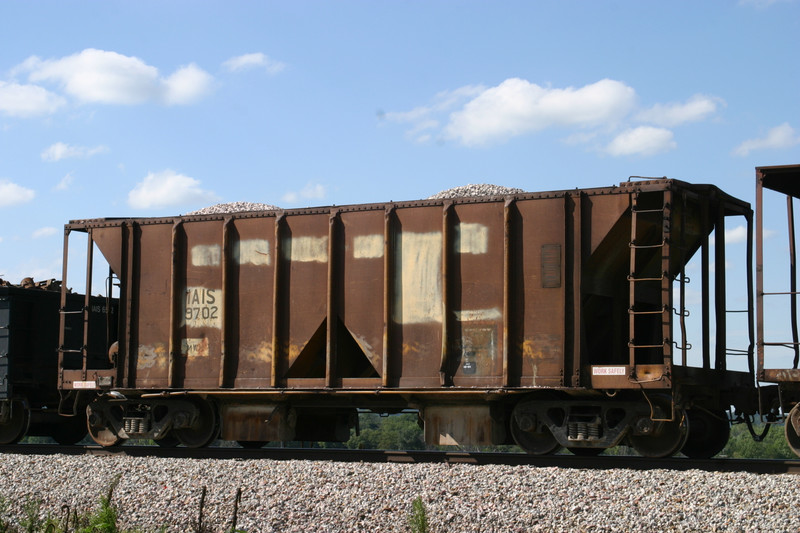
[407,496,429,533]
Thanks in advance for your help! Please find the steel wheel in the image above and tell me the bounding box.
[0,401,30,444]
[681,408,730,459]
[174,399,219,448]
[629,401,688,458]
[86,403,125,447]
[510,416,560,455]
[87,419,124,447]
[785,404,800,458]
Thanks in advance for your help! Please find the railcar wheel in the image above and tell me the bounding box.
[0,401,30,445]
[87,420,124,447]
[86,403,125,447]
[510,417,560,455]
[174,399,219,448]
[784,404,800,458]
[681,408,730,459]
[628,401,688,458]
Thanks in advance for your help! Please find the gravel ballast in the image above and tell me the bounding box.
[185,202,281,215]
[0,454,796,532]
[428,184,526,199]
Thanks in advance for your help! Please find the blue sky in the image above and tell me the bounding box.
[1,0,799,290]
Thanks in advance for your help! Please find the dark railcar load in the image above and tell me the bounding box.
[0,279,114,444]
[59,178,759,457]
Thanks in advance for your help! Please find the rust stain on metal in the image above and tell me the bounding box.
[137,343,167,370]
[352,333,381,371]
[241,341,273,365]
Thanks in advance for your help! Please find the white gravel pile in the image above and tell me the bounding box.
[185,202,281,215]
[428,184,525,199]
[1,454,797,532]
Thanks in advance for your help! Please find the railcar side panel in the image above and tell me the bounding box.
[392,205,445,388]
[282,213,330,387]
[516,197,567,387]
[450,201,505,387]
[230,217,276,388]
[133,223,173,388]
[338,210,385,387]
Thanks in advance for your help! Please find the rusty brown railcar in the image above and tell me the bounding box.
[755,164,800,457]
[58,178,757,457]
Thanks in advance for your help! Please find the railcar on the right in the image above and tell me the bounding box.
[756,164,800,456]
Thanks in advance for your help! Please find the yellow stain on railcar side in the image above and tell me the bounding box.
[137,343,168,370]
[234,239,271,266]
[285,236,328,263]
[353,234,384,259]
[352,333,382,371]
[287,342,303,366]
[191,244,222,266]
[394,231,442,324]
[241,341,273,365]
[401,341,423,357]
[455,223,489,255]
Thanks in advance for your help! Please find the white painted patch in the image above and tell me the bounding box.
[191,244,221,266]
[394,231,442,324]
[235,239,271,266]
[455,308,502,321]
[181,337,210,357]
[183,286,222,329]
[353,234,384,259]
[286,236,328,263]
[592,366,627,376]
[73,381,97,389]
[456,223,488,254]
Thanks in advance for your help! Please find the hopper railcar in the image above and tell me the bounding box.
[58,177,759,458]
[0,279,115,444]
[755,164,800,457]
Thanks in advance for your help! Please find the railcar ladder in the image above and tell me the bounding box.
[628,190,672,369]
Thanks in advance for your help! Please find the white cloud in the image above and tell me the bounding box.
[443,78,637,146]
[20,49,213,106]
[282,183,327,204]
[725,225,748,244]
[55,172,74,191]
[384,85,485,143]
[605,127,677,156]
[162,63,214,105]
[128,170,220,209]
[0,80,66,117]
[223,53,285,75]
[32,227,57,239]
[0,180,35,206]
[387,79,728,157]
[733,123,800,156]
[636,94,724,127]
[41,142,108,161]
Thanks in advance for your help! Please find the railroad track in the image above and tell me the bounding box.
[2,443,798,474]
